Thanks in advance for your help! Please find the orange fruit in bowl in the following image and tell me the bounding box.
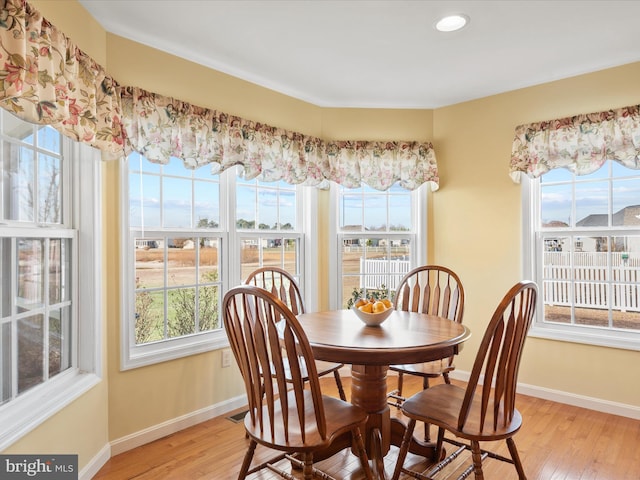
[358,302,373,313]
[355,298,368,308]
[382,298,392,308]
[372,301,386,313]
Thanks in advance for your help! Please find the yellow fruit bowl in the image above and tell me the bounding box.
[352,304,394,327]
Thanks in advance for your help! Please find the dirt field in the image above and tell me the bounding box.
[134,246,396,306]
[544,304,640,329]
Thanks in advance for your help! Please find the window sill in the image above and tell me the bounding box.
[529,323,640,352]
[121,330,229,370]
[0,370,101,450]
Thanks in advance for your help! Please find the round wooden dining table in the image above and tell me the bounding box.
[296,308,471,478]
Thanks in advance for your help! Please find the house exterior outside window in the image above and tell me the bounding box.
[523,160,640,349]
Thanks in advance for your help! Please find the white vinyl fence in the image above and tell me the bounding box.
[544,252,640,312]
[359,258,411,291]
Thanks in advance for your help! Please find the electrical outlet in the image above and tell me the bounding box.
[221,348,232,368]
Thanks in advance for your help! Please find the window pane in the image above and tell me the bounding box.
[18,314,44,394]
[240,239,259,279]
[575,181,608,227]
[168,287,196,338]
[37,126,60,153]
[236,185,256,229]
[341,192,363,229]
[279,190,296,230]
[390,194,411,231]
[198,284,220,332]
[612,235,640,331]
[282,238,299,273]
[49,239,70,304]
[38,154,61,224]
[163,177,192,228]
[540,183,571,227]
[199,238,219,281]
[49,306,70,377]
[612,179,640,225]
[135,238,165,289]
[17,239,44,312]
[167,238,196,286]
[194,180,219,228]
[262,238,283,267]
[364,194,387,231]
[3,146,35,222]
[135,289,164,345]
[130,173,161,228]
[257,187,276,229]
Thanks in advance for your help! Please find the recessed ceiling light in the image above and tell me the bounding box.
[435,14,469,32]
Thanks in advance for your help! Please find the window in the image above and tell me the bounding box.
[0,111,101,449]
[122,157,310,369]
[330,183,426,309]
[523,160,640,349]
[236,176,305,287]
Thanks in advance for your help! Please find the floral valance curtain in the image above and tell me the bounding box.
[120,87,439,190]
[0,0,439,192]
[119,86,330,187]
[510,104,640,182]
[0,0,125,153]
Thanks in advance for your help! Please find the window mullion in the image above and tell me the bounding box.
[43,237,50,382]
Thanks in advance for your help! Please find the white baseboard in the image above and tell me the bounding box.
[79,443,110,480]
[449,370,640,420]
[110,393,248,456]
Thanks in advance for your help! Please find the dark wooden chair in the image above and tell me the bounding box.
[223,285,373,480]
[391,281,538,480]
[245,266,347,401]
[388,265,465,441]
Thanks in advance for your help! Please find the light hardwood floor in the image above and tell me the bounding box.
[94,374,640,479]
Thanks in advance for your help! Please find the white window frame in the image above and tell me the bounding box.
[522,174,640,351]
[121,161,313,370]
[0,136,101,450]
[329,183,427,309]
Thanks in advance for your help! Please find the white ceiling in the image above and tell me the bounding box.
[78,0,640,109]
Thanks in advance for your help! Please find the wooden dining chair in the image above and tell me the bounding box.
[223,285,373,480]
[391,281,538,480]
[245,266,347,401]
[388,265,465,441]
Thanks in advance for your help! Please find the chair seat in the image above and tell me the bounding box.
[244,390,368,452]
[402,383,523,441]
[389,359,454,378]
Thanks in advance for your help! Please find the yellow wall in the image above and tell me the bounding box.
[5,0,640,473]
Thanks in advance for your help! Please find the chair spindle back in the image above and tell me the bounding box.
[245,267,305,315]
[223,285,325,444]
[394,265,464,322]
[458,281,538,433]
